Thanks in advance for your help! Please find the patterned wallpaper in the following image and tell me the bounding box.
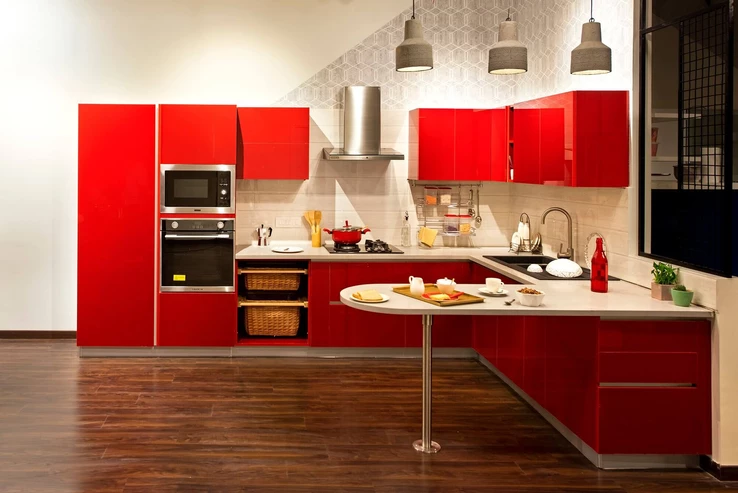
[276,0,633,109]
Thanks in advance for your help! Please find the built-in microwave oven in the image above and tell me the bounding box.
[160,164,235,214]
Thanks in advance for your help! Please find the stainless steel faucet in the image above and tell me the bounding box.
[541,207,574,260]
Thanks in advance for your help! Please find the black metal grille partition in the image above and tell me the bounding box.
[678,5,731,191]
[639,0,735,277]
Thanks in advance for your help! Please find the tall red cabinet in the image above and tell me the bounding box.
[237,107,310,180]
[159,104,238,165]
[409,109,508,182]
[78,105,156,346]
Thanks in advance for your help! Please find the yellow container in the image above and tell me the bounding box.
[311,232,322,248]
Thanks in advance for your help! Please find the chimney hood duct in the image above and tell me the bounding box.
[322,86,404,161]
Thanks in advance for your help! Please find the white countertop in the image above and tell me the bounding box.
[339,283,713,319]
[236,241,713,319]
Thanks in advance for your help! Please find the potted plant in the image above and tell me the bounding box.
[651,262,679,300]
[671,284,695,307]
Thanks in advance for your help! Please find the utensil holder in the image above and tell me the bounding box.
[311,232,321,248]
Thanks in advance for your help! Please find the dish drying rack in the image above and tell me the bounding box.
[415,185,482,238]
[510,212,542,254]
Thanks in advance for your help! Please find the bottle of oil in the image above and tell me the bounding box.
[401,211,411,247]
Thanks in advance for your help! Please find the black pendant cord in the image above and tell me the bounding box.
[506,7,511,22]
[412,0,416,20]
[589,0,595,22]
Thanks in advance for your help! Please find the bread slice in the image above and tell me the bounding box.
[354,289,383,301]
[429,293,451,301]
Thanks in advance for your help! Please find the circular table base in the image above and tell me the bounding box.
[413,440,441,453]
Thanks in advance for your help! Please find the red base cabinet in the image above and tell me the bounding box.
[474,316,711,455]
[159,105,238,165]
[237,107,310,180]
[158,293,237,347]
[78,104,156,347]
[309,261,488,348]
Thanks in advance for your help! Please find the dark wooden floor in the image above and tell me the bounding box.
[0,340,734,492]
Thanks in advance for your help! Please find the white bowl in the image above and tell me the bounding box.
[515,290,546,307]
[436,278,456,295]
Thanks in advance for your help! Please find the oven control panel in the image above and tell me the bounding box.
[217,171,231,207]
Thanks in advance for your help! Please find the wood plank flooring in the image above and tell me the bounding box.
[0,340,734,492]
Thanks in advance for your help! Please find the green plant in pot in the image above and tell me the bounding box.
[671,284,695,307]
[651,262,679,301]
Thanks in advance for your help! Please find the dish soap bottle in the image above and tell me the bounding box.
[590,237,608,293]
[401,211,411,247]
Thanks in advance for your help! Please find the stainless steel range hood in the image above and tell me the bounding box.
[322,86,404,161]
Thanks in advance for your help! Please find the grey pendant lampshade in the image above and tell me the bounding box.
[571,1,612,75]
[488,18,528,75]
[395,1,433,72]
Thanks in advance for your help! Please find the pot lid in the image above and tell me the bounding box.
[335,220,364,232]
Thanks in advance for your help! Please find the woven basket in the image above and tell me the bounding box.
[245,271,300,291]
[245,305,300,336]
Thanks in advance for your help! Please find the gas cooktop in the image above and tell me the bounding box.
[325,239,404,254]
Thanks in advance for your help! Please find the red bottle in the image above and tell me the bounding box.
[590,237,608,293]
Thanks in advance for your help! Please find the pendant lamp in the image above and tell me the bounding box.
[488,9,528,75]
[396,0,433,72]
[571,0,612,75]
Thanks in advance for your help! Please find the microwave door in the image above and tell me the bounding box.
[160,164,235,214]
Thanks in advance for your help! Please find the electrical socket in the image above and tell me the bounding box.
[275,216,302,228]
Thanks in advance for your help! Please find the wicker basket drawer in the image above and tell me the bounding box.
[240,268,305,291]
[240,299,307,337]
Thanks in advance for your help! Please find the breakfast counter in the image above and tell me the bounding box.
[238,242,714,319]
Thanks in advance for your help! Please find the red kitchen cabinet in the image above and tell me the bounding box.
[472,316,498,366]
[511,109,541,185]
[158,293,237,347]
[522,317,546,406]
[78,104,156,347]
[596,319,711,454]
[512,91,628,187]
[160,105,237,165]
[308,262,331,347]
[545,316,599,447]
[496,316,526,388]
[237,107,310,180]
[410,109,455,181]
[410,109,508,182]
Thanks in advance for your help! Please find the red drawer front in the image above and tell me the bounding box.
[599,352,699,384]
[598,387,711,454]
[599,320,710,352]
[158,293,237,347]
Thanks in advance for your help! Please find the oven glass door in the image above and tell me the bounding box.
[163,170,219,209]
[161,232,234,292]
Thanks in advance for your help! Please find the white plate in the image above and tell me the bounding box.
[271,247,304,254]
[478,288,509,297]
[350,293,390,304]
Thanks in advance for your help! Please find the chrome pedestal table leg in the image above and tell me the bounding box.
[413,314,440,453]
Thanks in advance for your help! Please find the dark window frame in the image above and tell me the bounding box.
[637,0,735,277]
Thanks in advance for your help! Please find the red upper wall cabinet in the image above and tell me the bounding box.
[238,107,310,180]
[78,104,156,347]
[512,91,629,188]
[409,109,507,182]
[160,104,237,165]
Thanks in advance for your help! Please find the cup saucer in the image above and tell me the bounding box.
[478,287,508,297]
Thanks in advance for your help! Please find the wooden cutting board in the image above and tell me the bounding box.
[392,284,486,307]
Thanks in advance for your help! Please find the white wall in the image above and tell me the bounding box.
[0,0,410,331]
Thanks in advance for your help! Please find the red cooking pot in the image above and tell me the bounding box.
[323,220,371,245]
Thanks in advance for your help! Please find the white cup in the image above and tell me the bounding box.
[486,278,504,293]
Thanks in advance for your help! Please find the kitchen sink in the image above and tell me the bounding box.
[483,255,620,282]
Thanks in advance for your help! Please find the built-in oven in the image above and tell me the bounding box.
[160,219,235,292]
[160,164,235,214]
